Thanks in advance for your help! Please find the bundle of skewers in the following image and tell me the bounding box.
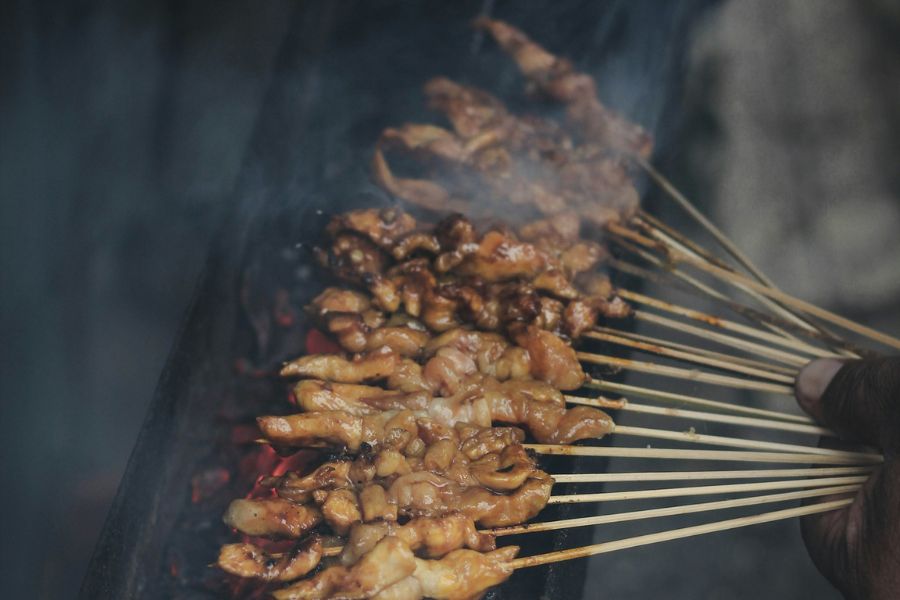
[214,18,895,599]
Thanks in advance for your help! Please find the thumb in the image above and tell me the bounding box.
[795,357,900,453]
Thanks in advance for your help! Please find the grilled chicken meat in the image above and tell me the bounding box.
[223,498,322,539]
[272,537,518,600]
[217,536,323,582]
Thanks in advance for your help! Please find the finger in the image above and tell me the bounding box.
[795,357,900,452]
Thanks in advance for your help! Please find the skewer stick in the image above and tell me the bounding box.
[585,330,795,383]
[611,258,868,358]
[607,226,816,342]
[633,156,776,287]
[635,209,732,271]
[633,214,855,355]
[607,257,867,355]
[291,486,862,559]
[627,214,846,348]
[618,288,833,359]
[669,249,900,351]
[592,325,798,376]
[546,476,867,504]
[508,497,853,569]
[579,355,796,395]
[551,467,872,484]
[490,484,859,536]
[566,395,833,436]
[610,425,875,459]
[632,310,813,367]
[527,444,884,465]
[586,380,815,424]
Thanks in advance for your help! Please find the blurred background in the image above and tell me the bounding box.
[2,0,899,598]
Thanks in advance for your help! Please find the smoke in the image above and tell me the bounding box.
[0,1,716,598]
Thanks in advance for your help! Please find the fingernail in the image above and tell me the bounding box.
[796,358,844,412]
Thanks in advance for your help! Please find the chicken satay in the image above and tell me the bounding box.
[371,146,472,215]
[258,409,420,452]
[273,536,518,600]
[262,460,355,504]
[339,513,494,567]
[223,498,322,538]
[474,17,653,159]
[405,546,519,600]
[391,231,442,260]
[273,536,416,600]
[386,470,553,527]
[313,488,362,535]
[281,346,400,383]
[326,207,418,249]
[217,536,323,582]
[510,324,586,390]
[454,229,547,283]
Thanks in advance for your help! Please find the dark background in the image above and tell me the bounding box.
[2,1,899,598]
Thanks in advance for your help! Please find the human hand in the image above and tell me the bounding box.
[795,357,900,600]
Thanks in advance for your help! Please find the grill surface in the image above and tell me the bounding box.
[79,2,710,597]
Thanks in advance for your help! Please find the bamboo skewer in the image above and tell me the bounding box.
[489,484,860,537]
[632,310,812,367]
[610,425,875,459]
[668,251,900,351]
[586,380,815,424]
[609,257,863,356]
[507,498,853,570]
[579,355,796,395]
[546,476,868,504]
[551,467,872,484]
[527,444,883,465]
[566,395,833,436]
[585,330,796,383]
[296,485,862,560]
[617,288,834,360]
[625,214,845,348]
[590,326,798,376]
[633,156,776,287]
[607,227,814,343]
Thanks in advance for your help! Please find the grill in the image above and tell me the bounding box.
[78,2,712,597]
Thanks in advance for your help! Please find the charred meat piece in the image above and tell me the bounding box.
[511,324,586,390]
[326,208,417,249]
[273,536,416,600]
[281,347,401,383]
[273,537,518,600]
[222,498,322,539]
[340,513,494,566]
[217,536,323,582]
[474,17,653,159]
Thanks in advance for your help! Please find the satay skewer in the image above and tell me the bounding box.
[615,289,835,360]
[578,355,796,395]
[527,444,883,465]
[606,426,873,459]
[585,330,796,383]
[609,257,869,358]
[547,476,866,505]
[263,484,860,562]
[668,250,900,351]
[606,224,815,346]
[629,310,814,367]
[623,211,849,351]
[589,326,799,376]
[585,380,815,424]
[632,155,776,288]
[551,467,872,484]
[507,497,853,570]
[566,395,833,437]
